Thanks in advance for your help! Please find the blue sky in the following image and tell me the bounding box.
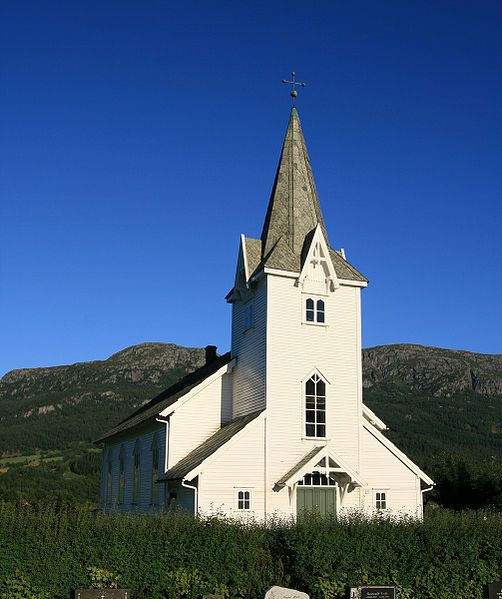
[1,1,501,376]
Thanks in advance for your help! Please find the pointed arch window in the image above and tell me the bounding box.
[305,374,326,438]
[118,445,125,504]
[132,440,141,505]
[151,434,160,506]
[305,298,326,324]
[316,300,325,323]
[306,298,315,322]
[106,449,113,505]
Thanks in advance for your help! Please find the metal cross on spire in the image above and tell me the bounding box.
[282,72,306,102]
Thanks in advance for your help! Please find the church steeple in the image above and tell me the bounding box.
[260,107,328,259]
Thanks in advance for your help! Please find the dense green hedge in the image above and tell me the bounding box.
[0,503,500,599]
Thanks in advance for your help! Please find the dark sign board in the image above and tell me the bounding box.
[487,581,502,599]
[354,586,395,599]
[74,590,131,599]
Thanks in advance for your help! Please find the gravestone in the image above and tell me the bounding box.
[74,590,131,599]
[203,595,225,599]
[265,585,309,599]
[350,586,396,599]
[487,581,502,599]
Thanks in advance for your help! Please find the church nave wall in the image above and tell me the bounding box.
[100,422,166,514]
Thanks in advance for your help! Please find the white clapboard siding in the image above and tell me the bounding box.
[198,415,265,519]
[231,278,267,418]
[101,422,166,514]
[168,373,225,468]
[265,274,363,503]
[360,425,421,516]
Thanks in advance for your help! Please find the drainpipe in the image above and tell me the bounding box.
[182,478,198,516]
[420,484,434,518]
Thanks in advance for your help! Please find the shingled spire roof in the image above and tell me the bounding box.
[228,107,367,291]
[261,106,329,258]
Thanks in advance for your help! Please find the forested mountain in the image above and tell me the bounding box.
[0,342,501,505]
[0,343,206,454]
[362,344,502,468]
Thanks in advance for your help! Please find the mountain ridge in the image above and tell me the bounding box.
[1,341,500,504]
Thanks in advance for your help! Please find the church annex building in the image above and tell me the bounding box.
[98,107,434,519]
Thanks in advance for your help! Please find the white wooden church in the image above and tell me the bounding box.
[98,107,433,519]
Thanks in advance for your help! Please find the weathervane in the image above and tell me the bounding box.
[282,71,306,103]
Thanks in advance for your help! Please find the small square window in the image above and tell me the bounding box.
[375,491,387,510]
[237,490,251,510]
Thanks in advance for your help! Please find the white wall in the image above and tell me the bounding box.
[231,278,267,418]
[168,371,230,468]
[197,415,265,520]
[264,273,363,516]
[360,425,422,517]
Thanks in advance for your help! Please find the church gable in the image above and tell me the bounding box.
[298,224,339,295]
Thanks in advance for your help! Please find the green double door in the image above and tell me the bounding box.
[297,487,337,517]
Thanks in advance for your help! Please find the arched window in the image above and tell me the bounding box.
[316,300,325,323]
[306,298,315,322]
[118,445,125,504]
[305,374,326,438]
[106,449,113,505]
[132,440,141,505]
[151,434,159,506]
[305,298,326,323]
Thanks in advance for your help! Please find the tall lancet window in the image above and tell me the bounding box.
[132,440,141,505]
[118,445,125,505]
[106,449,113,505]
[316,300,325,323]
[305,374,326,438]
[151,434,160,506]
[306,298,315,322]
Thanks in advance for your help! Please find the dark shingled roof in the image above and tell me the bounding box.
[244,237,262,279]
[241,108,367,284]
[261,107,328,257]
[160,409,264,481]
[242,236,366,283]
[276,446,325,487]
[96,352,232,443]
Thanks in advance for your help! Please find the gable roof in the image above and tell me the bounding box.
[96,352,232,443]
[276,446,325,486]
[276,445,368,488]
[160,409,264,481]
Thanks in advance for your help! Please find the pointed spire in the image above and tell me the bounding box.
[261,107,328,259]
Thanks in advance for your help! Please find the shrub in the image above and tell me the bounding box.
[0,502,500,599]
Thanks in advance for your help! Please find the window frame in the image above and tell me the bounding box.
[303,296,327,326]
[375,491,388,511]
[151,434,160,506]
[132,440,141,505]
[235,489,252,511]
[106,449,113,506]
[118,445,125,505]
[304,373,327,439]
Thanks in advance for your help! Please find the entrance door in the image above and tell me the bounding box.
[297,487,337,517]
